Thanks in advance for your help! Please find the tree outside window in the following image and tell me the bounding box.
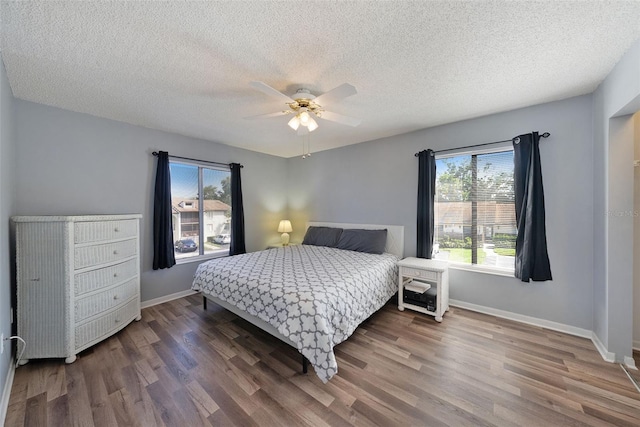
[434,150,516,270]
[170,162,232,261]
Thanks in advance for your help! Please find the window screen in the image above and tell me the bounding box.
[433,150,516,270]
[170,162,231,261]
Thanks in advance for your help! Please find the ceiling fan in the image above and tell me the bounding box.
[246,81,361,135]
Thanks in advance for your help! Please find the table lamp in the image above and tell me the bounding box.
[278,220,293,246]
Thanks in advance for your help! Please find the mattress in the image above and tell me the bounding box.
[192,244,399,382]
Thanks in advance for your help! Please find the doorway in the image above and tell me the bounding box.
[634,111,640,367]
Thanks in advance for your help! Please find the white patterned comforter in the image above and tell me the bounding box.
[191,244,399,382]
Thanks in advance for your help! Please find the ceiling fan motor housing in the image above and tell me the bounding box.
[293,88,316,101]
[289,89,322,116]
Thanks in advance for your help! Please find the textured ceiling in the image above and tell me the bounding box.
[1,1,639,158]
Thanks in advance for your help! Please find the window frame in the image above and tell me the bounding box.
[434,144,516,276]
[170,159,231,265]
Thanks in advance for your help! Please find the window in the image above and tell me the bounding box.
[433,149,516,271]
[170,161,232,261]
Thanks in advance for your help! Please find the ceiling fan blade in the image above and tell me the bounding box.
[250,81,294,103]
[318,110,361,127]
[314,83,357,106]
[244,111,289,120]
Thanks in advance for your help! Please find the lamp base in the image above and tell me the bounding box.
[281,232,290,246]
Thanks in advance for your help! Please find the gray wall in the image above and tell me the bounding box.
[592,37,640,361]
[0,59,16,408]
[13,100,288,302]
[288,95,595,330]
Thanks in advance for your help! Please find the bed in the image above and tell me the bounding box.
[191,222,404,382]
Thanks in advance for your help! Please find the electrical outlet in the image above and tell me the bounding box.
[1,333,4,354]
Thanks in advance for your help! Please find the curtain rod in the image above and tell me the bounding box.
[414,132,550,157]
[152,152,243,168]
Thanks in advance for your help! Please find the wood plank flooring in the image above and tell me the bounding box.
[5,294,640,426]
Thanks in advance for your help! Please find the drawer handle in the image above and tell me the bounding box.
[113,295,119,300]
[29,278,41,282]
[113,273,118,278]
[113,250,119,255]
[115,318,120,323]
[114,227,120,232]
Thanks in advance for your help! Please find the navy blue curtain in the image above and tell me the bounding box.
[153,151,176,270]
[417,149,437,258]
[229,163,246,255]
[513,132,552,282]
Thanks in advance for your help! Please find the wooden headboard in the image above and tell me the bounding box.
[307,222,404,259]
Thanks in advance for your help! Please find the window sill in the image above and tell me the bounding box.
[446,262,515,278]
[175,251,229,265]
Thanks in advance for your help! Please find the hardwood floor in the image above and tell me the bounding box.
[5,294,640,426]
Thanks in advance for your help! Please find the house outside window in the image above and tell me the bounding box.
[433,149,516,272]
[169,161,232,261]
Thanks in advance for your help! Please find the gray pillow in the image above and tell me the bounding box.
[302,226,343,247]
[336,229,387,254]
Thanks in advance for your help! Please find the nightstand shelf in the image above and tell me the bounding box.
[397,257,449,322]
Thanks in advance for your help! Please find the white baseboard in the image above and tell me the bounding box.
[0,363,15,427]
[449,299,592,338]
[141,289,198,309]
[447,299,627,364]
[591,332,616,363]
[624,356,637,370]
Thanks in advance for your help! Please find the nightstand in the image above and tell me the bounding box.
[397,257,449,322]
[267,243,300,249]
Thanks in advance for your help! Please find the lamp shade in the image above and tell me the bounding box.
[288,115,300,130]
[299,109,310,125]
[307,116,318,132]
[278,220,293,233]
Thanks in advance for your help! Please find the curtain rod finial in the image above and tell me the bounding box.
[414,150,435,157]
[542,132,550,138]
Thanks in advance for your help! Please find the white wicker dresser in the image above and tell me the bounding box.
[12,214,142,364]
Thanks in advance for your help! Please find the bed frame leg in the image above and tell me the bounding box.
[302,356,308,374]
[203,295,207,310]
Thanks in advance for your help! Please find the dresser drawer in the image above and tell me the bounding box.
[75,239,138,270]
[400,266,437,281]
[74,258,138,296]
[75,297,139,350]
[75,278,138,323]
[74,219,138,244]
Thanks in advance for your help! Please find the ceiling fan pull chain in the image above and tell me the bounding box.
[302,136,306,159]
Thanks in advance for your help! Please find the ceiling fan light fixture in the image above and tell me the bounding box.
[288,115,300,130]
[248,81,360,135]
[307,116,318,132]
[299,109,310,125]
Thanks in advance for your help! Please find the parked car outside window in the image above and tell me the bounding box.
[213,234,231,244]
[175,239,198,253]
